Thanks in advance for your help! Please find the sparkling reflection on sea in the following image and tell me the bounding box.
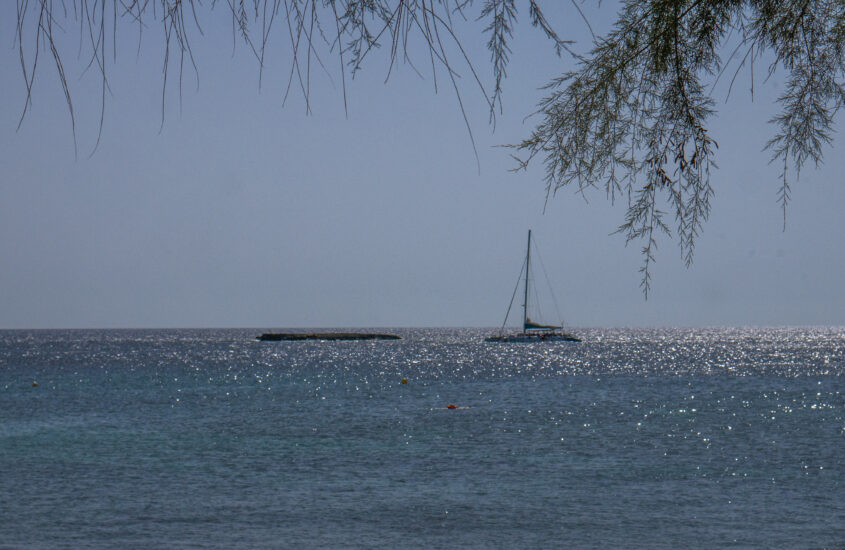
[0,327,842,549]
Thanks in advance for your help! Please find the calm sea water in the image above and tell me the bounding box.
[1,327,842,549]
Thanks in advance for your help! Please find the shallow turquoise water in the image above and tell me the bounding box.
[1,328,842,548]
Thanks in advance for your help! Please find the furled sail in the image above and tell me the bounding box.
[524,318,562,331]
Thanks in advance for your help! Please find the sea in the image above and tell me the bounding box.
[1,327,842,549]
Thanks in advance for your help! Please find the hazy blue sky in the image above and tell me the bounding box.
[2,3,843,328]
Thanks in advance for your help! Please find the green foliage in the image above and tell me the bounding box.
[515,0,844,295]
[14,1,845,295]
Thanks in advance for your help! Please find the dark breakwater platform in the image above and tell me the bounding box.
[257,332,401,341]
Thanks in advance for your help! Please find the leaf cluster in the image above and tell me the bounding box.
[14,1,845,295]
[516,0,844,294]
[15,1,562,154]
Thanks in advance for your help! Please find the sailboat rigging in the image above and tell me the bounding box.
[485,230,581,343]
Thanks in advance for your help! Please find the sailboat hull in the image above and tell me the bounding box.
[484,332,581,343]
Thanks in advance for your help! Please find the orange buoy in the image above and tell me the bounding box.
[401,378,408,384]
[447,404,458,409]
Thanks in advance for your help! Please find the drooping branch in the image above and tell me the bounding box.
[15,1,572,136]
[516,0,843,293]
[13,1,845,295]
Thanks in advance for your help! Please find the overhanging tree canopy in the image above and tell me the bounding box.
[14,1,845,294]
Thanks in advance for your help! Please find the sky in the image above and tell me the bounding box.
[1,3,844,329]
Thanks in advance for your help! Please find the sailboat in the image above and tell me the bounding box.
[485,230,581,343]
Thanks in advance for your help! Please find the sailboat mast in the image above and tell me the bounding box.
[523,229,531,330]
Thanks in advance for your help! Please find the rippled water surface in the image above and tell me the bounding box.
[1,328,843,549]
